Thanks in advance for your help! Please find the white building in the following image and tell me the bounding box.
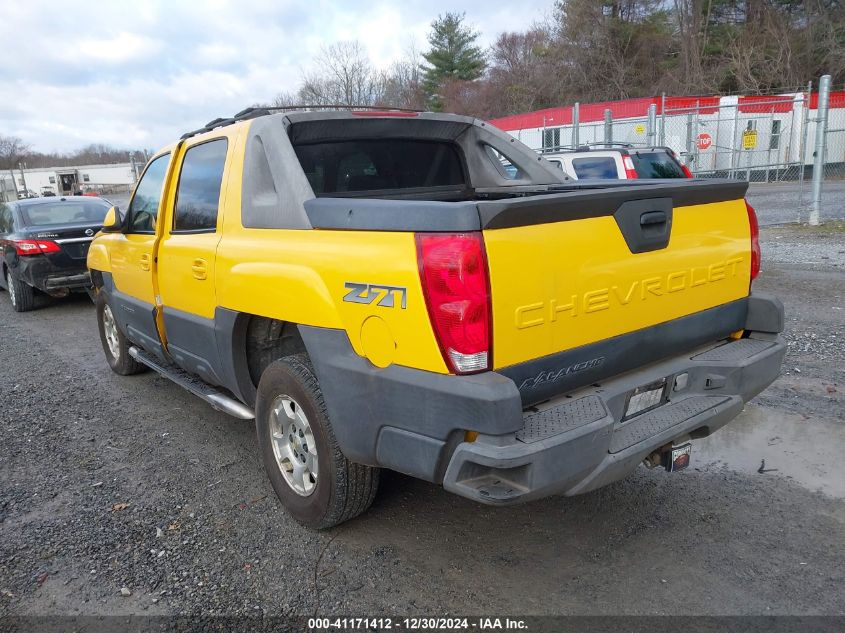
[10,162,139,197]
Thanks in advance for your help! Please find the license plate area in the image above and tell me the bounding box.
[668,442,692,472]
[623,378,667,420]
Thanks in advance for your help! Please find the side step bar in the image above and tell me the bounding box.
[129,346,255,420]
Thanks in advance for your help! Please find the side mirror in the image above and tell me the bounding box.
[101,206,126,233]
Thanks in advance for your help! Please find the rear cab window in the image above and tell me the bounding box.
[630,151,686,178]
[571,157,619,179]
[293,139,465,195]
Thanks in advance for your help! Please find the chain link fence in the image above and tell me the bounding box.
[513,77,844,225]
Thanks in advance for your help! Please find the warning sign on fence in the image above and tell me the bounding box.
[634,123,646,135]
[742,129,758,150]
[696,133,712,151]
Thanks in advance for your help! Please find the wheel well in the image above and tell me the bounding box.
[244,315,307,388]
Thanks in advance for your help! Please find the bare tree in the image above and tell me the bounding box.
[271,91,301,108]
[264,1,845,119]
[0,135,31,171]
[486,26,561,115]
[671,0,717,93]
[298,41,385,106]
[552,0,674,102]
[381,42,426,109]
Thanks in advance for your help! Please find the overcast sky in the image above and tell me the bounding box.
[0,0,554,154]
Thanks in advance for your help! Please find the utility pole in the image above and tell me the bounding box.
[18,162,28,196]
[647,104,657,146]
[810,74,831,226]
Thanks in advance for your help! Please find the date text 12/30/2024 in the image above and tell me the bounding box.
[308,617,529,630]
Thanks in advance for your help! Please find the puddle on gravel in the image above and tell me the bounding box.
[693,404,845,499]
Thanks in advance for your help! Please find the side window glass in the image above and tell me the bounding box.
[128,154,171,233]
[572,157,618,179]
[484,145,523,180]
[173,139,228,232]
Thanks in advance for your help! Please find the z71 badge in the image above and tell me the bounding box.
[343,282,407,309]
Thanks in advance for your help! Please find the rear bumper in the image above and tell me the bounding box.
[442,334,785,504]
[15,257,91,292]
[300,293,785,503]
[42,271,91,290]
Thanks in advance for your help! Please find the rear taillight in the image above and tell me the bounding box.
[745,200,760,281]
[681,164,693,178]
[622,156,638,179]
[13,239,61,256]
[416,232,491,374]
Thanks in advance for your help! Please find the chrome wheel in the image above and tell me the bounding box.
[269,395,318,496]
[7,272,16,307]
[102,304,120,360]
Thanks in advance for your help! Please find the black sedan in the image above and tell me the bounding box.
[0,196,111,312]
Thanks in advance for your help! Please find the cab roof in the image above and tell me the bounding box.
[180,105,427,141]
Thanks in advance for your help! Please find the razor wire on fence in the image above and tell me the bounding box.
[516,75,842,225]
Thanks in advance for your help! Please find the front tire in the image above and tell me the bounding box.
[256,354,379,529]
[6,269,35,312]
[96,294,145,375]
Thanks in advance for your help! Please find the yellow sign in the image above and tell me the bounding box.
[634,124,646,135]
[742,129,758,150]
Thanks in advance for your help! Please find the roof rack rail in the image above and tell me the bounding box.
[541,141,660,153]
[180,104,424,140]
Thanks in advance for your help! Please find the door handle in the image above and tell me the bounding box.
[191,258,208,280]
[640,211,667,226]
[139,253,151,271]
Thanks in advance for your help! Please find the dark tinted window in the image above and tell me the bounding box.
[770,120,781,150]
[18,200,110,226]
[174,139,228,232]
[294,140,464,195]
[630,151,686,178]
[572,157,618,179]
[128,153,170,233]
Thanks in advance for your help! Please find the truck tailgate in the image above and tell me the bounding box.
[480,180,752,403]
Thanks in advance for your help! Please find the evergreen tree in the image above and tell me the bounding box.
[421,12,486,110]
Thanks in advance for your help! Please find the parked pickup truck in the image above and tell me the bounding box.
[87,108,785,529]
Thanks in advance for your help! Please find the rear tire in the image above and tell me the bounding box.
[256,354,379,529]
[96,293,145,375]
[6,269,35,312]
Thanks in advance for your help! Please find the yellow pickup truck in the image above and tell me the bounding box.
[88,108,785,528]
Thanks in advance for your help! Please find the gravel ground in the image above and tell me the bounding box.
[760,221,845,269]
[746,181,845,226]
[1,225,843,619]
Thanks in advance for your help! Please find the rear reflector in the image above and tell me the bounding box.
[416,232,491,374]
[745,200,761,281]
[13,239,61,256]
